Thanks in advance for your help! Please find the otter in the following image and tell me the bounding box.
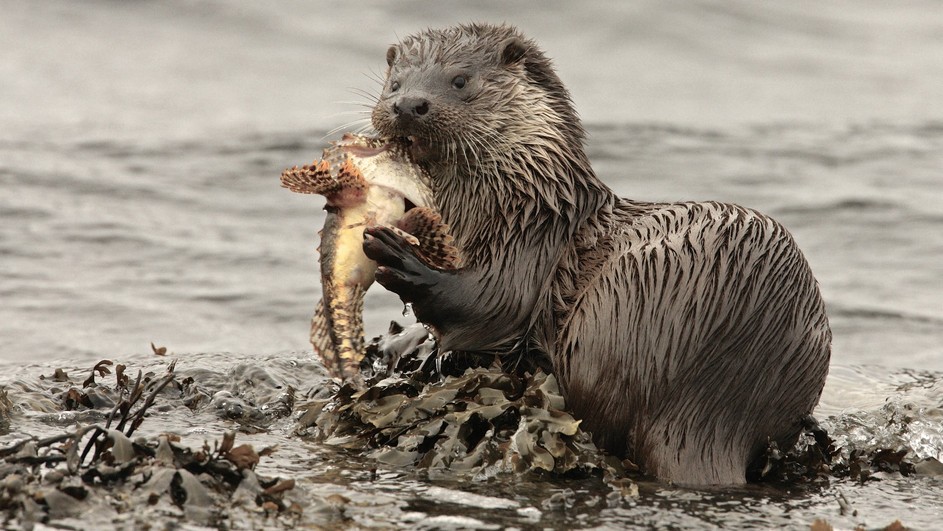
[361,24,831,486]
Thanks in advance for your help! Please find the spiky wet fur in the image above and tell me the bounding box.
[371,23,831,485]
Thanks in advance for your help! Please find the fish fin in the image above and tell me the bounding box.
[334,157,369,193]
[281,154,368,207]
[309,297,340,376]
[396,207,464,270]
[311,283,367,380]
[280,160,339,195]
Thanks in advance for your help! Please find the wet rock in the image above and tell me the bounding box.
[14,442,37,460]
[107,430,136,464]
[913,457,943,477]
[84,387,116,409]
[42,470,65,485]
[212,391,246,419]
[40,488,87,519]
[174,469,213,507]
[261,387,295,418]
[155,435,175,466]
[231,469,263,506]
[20,496,42,529]
[141,467,177,500]
[1,473,26,494]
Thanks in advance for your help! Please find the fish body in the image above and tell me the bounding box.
[281,134,459,379]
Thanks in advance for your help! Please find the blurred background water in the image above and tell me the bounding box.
[2,0,939,369]
[1,1,942,528]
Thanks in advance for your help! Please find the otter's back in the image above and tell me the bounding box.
[555,199,831,485]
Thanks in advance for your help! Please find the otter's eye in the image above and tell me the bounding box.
[390,80,400,93]
[451,75,467,90]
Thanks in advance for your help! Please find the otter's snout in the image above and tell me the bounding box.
[392,96,430,119]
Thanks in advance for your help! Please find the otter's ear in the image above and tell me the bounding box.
[386,45,398,67]
[500,37,527,66]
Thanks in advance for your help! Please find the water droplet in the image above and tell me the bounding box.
[402,303,413,317]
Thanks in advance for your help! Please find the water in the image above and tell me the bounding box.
[2,0,942,528]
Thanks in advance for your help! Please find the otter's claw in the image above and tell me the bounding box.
[363,226,408,268]
[363,226,437,302]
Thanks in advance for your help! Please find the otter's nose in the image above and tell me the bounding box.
[392,96,430,118]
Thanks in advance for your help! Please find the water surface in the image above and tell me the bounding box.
[2,1,942,529]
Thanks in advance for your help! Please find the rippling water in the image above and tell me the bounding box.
[2,1,942,528]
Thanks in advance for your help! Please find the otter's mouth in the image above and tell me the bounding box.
[400,135,433,162]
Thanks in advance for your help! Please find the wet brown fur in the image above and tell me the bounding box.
[370,23,831,485]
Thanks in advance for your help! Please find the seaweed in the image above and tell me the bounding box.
[751,415,920,486]
[0,358,303,528]
[299,326,628,484]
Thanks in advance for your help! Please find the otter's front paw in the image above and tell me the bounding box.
[363,226,437,302]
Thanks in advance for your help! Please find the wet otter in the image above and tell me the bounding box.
[362,24,831,485]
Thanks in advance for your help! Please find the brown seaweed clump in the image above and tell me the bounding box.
[0,429,300,528]
[749,412,934,502]
[298,326,627,480]
[0,359,305,529]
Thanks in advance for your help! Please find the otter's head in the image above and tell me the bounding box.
[372,24,588,176]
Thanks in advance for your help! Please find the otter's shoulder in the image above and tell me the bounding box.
[611,199,792,246]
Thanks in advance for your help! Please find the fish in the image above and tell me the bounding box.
[280,134,461,380]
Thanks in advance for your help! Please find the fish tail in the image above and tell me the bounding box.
[310,282,367,380]
[329,283,367,378]
[309,298,340,376]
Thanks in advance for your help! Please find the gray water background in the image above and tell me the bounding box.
[2,1,943,528]
[2,0,941,371]
[3,0,942,370]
